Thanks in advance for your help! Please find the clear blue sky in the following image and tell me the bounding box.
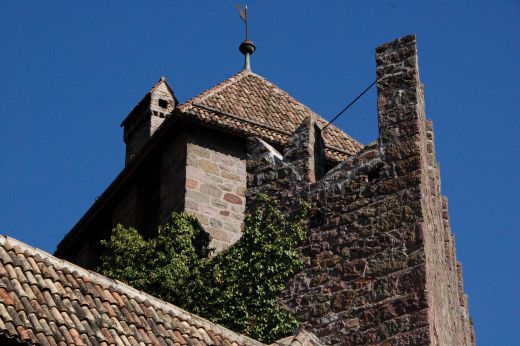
[1,1,518,344]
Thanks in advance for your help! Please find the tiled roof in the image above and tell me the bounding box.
[0,235,323,346]
[178,70,363,162]
[0,235,266,346]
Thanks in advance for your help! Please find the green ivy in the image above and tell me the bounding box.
[98,196,309,343]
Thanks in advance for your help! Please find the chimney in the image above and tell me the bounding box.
[121,77,177,165]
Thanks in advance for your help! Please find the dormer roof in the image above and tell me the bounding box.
[178,70,363,162]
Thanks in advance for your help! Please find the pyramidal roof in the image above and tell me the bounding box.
[178,70,363,162]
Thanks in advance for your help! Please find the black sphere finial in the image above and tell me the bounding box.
[239,40,256,56]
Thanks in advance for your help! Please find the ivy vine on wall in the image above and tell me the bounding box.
[98,196,309,343]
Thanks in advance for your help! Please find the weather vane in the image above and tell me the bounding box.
[236,4,255,72]
[237,4,249,40]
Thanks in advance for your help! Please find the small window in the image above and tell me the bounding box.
[158,99,168,109]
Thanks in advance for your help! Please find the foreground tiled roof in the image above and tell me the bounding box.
[178,70,363,162]
[0,235,267,346]
[0,236,323,346]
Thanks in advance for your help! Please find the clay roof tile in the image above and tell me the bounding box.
[178,70,363,162]
[0,235,277,345]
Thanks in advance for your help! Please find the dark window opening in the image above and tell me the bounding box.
[158,99,168,109]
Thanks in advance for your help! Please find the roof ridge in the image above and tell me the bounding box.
[243,73,363,145]
[182,70,251,106]
[186,69,323,121]
[181,70,362,144]
[245,72,322,117]
[148,76,176,99]
[247,75,363,148]
[0,234,265,346]
[177,70,364,160]
[121,77,177,127]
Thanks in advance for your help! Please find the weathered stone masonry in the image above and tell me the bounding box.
[55,33,474,346]
[122,78,177,165]
[247,36,474,345]
[57,124,247,267]
[184,128,247,252]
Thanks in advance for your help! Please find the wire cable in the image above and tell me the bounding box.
[322,80,377,131]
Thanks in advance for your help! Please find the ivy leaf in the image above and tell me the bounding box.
[98,195,309,343]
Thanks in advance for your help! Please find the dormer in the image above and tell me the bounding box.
[121,77,177,165]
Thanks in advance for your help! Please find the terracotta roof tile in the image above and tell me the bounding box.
[178,70,363,162]
[0,235,269,346]
[0,235,325,345]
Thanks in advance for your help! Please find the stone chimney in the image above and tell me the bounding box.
[121,77,177,165]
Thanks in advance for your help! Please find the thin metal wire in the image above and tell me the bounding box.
[322,80,377,131]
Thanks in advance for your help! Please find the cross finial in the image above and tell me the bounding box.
[237,4,255,71]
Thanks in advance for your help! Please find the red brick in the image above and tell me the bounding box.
[223,193,242,205]
[185,178,198,189]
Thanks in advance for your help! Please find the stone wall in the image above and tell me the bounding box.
[116,133,186,237]
[246,35,474,345]
[112,185,138,230]
[61,134,187,267]
[58,123,247,267]
[159,133,187,225]
[184,128,247,252]
[124,115,151,164]
[421,114,475,345]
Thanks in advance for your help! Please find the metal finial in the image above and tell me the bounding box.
[237,4,248,40]
[237,4,255,71]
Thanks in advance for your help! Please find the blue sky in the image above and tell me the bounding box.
[1,1,518,344]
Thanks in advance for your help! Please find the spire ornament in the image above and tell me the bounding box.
[237,4,255,71]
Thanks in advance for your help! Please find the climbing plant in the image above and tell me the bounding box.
[98,195,309,343]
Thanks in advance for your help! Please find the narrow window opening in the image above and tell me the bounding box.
[158,99,168,109]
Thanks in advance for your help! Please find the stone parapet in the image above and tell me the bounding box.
[246,35,474,345]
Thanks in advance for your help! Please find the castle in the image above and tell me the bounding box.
[0,35,475,345]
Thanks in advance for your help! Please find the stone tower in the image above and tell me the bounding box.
[55,34,474,345]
